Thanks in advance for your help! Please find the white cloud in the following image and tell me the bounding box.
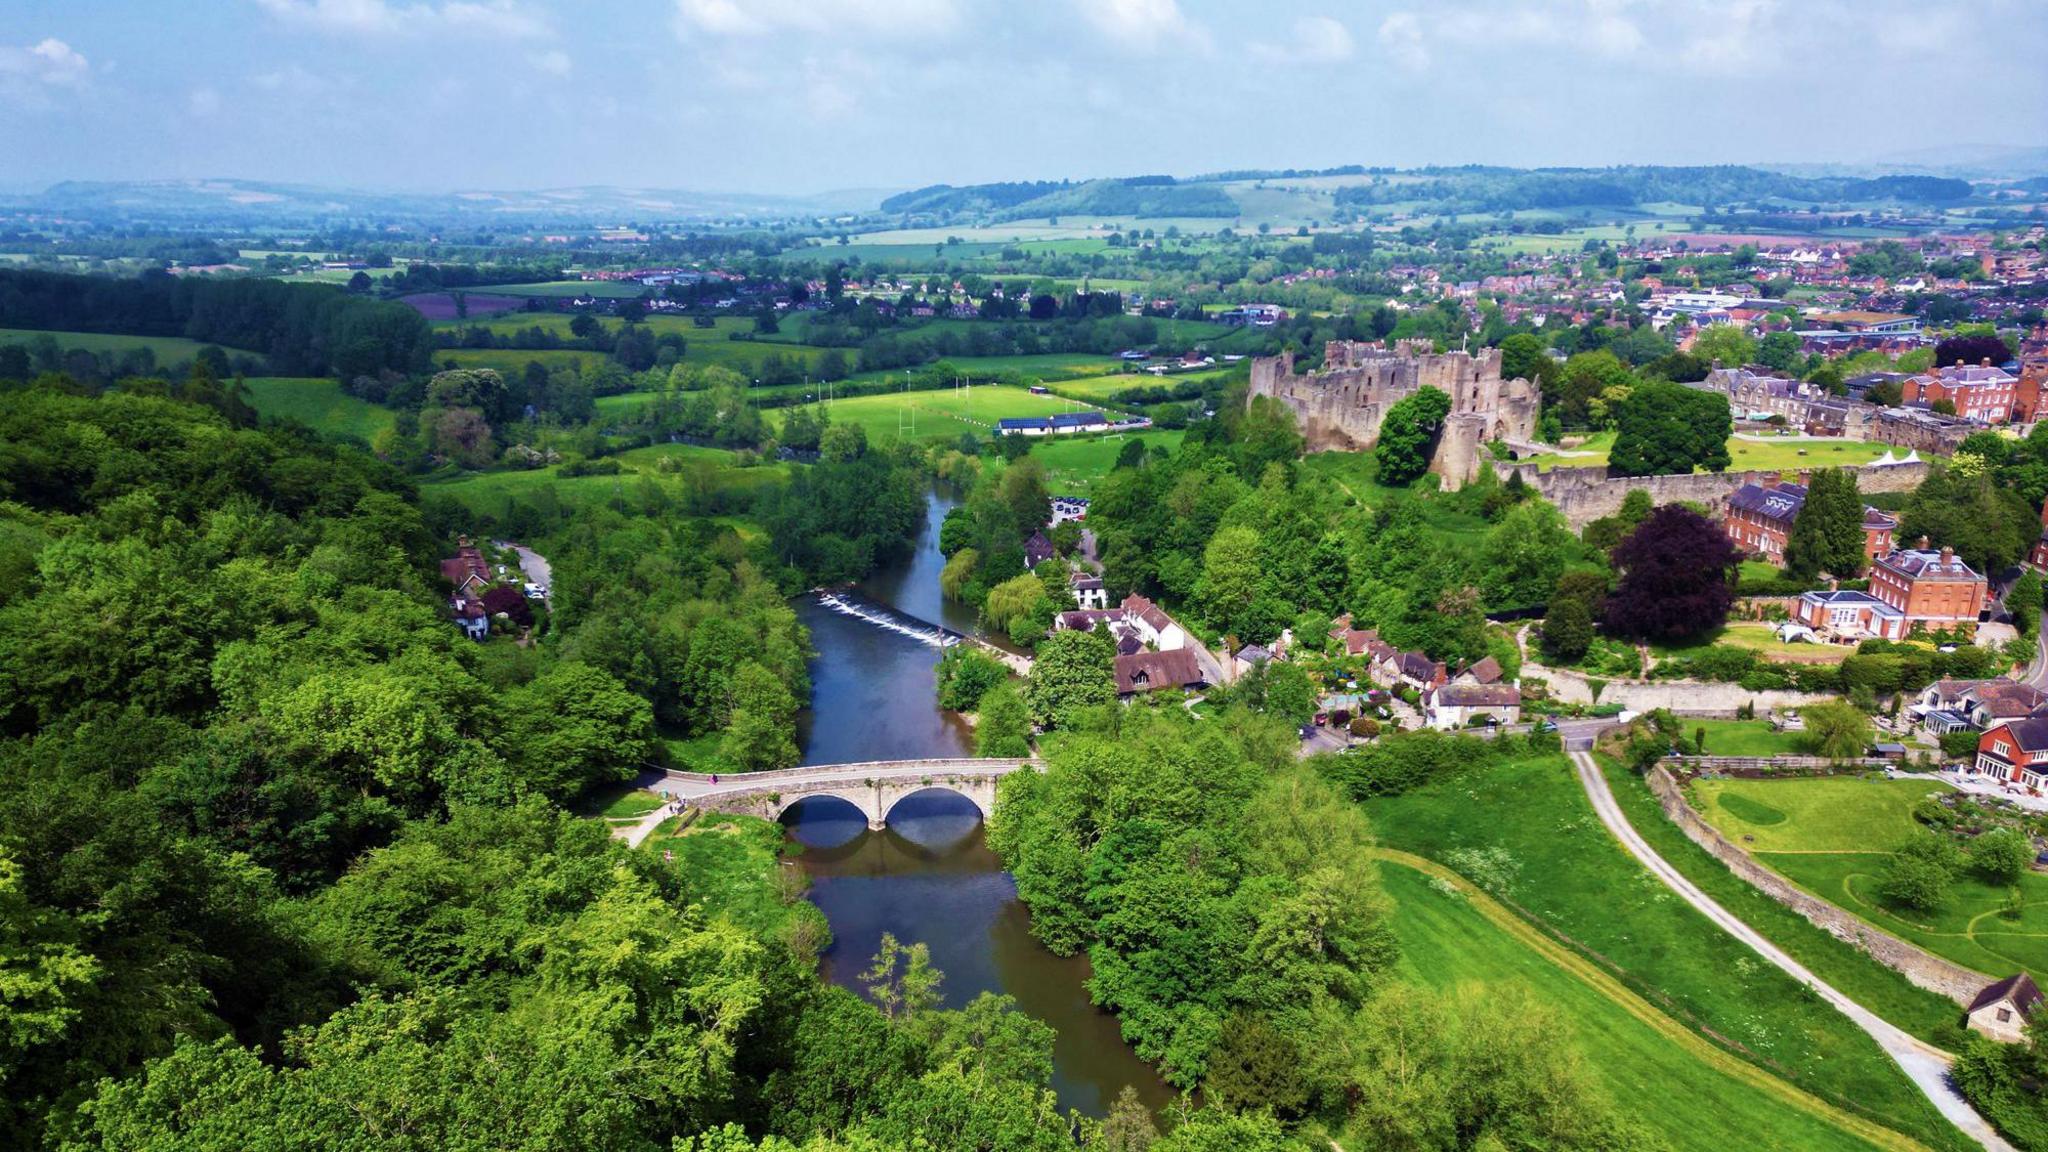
[188,86,223,116]
[1256,15,1353,64]
[673,0,962,41]
[253,0,548,39]
[1376,12,1427,72]
[0,37,91,105]
[529,48,572,76]
[1075,0,1210,54]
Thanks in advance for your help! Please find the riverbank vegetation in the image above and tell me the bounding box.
[0,371,1283,1152]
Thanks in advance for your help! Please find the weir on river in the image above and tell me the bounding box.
[786,486,1166,1117]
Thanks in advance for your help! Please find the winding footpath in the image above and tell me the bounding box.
[1567,747,2014,1152]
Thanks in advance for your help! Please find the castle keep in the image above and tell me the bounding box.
[1247,340,1540,490]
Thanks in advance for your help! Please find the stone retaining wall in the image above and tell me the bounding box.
[1644,765,1990,1005]
[1531,663,1834,713]
[1497,459,1930,530]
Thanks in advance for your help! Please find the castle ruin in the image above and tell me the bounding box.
[1247,340,1540,490]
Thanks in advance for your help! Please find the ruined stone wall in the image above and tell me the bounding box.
[1528,663,1835,712]
[1496,460,1930,530]
[1249,342,1539,490]
[1645,766,1989,1006]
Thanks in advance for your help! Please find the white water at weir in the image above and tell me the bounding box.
[815,591,959,650]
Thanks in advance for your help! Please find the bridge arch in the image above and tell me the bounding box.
[880,785,989,827]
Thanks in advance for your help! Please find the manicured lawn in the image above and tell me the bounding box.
[1761,852,2048,979]
[574,783,663,821]
[242,377,394,441]
[1692,776,1952,853]
[1517,432,1890,475]
[0,326,253,360]
[1728,437,1892,473]
[1358,751,1970,1150]
[1686,718,1814,758]
[1027,430,1187,496]
[1652,621,1853,664]
[1602,760,1962,1046]
[1379,861,1901,1152]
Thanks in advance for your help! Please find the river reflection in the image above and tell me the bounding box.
[786,791,1175,1118]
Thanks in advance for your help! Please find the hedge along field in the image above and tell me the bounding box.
[1358,751,1973,1151]
[421,443,788,520]
[242,377,395,442]
[1694,775,2048,979]
[0,326,253,361]
[1377,860,1903,1152]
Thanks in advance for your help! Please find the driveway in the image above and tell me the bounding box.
[1568,749,2013,1151]
[2022,610,2048,689]
[494,539,552,606]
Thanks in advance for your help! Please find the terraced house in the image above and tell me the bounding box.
[1723,477,1896,566]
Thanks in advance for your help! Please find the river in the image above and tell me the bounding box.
[787,488,1174,1118]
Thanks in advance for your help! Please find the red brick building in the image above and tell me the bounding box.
[1723,478,1897,568]
[1974,716,2048,792]
[1867,544,1986,634]
[1903,362,2019,424]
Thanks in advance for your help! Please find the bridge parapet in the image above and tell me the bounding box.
[659,758,1043,831]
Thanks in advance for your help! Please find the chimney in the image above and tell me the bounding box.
[1918,535,1931,550]
[1941,546,1954,567]
[1983,357,1994,368]
[1761,473,1780,489]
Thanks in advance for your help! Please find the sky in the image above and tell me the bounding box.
[1,0,2044,194]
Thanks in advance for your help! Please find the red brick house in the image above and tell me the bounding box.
[1867,544,1986,634]
[1903,362,2019,424]
[1724,478,1896,567]
[1974,716,2048,791]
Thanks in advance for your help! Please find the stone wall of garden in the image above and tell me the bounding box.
[1529,662,1834,713]
[1644,765,1992,1006]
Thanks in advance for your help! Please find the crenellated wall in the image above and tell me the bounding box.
[1248,341,1539,490]
[1495,459,1931,530]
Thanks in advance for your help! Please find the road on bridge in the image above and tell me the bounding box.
[648,758,1039,804]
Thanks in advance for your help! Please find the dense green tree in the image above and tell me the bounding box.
[1800,700,1872,761]
[1973,828,2034,886]
[1374,386,1452,486]
[975,682,1033,757]
[1608,381,1731,477]
[936,647,1008,712]
[1900,465,2036,575]
[1880,833,1958,913]
[721,662,800,771]
[502,661,655,800]
[1540,569,1608,664]
[1783,468,1868,579]
[1023,630,1116,729]
[1479,499,1572,608]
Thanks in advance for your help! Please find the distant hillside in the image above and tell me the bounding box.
[1331,165,1974,213]
[882,176,1239,221]
[19,179,884,224]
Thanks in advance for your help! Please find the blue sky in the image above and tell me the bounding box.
[1,0,2043,193]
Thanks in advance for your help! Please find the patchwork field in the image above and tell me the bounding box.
[1693,774,2048,978]
[242,377,394,441]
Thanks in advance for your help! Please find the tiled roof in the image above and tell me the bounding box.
[1970,972,2043,1017]
[1114,648,1204,695]
[1729,482,1806,521]
[1878,549,1981,581]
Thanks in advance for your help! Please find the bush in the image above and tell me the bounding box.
[1879,833,1958,913]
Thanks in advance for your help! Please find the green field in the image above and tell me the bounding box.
[242,377,394,441]
[1605,762,1963,1045]
[485,280,655,298]
[1694,776,1951,852]
[0,326,251,361]
[422,444,787,519]
[1026,430,1186,496]
[1684,718,1816,757]
[1653,621,1856,665]
[1379,860,1899,1152]
[777,385,1094,445]
[1518,432,1895,475]
[1361,751,1970,1150]
[1693,774,2048,979]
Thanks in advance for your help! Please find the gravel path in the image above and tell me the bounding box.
[1568,748,2013,1151]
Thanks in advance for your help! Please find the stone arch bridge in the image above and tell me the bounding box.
[658,758,1043,830]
